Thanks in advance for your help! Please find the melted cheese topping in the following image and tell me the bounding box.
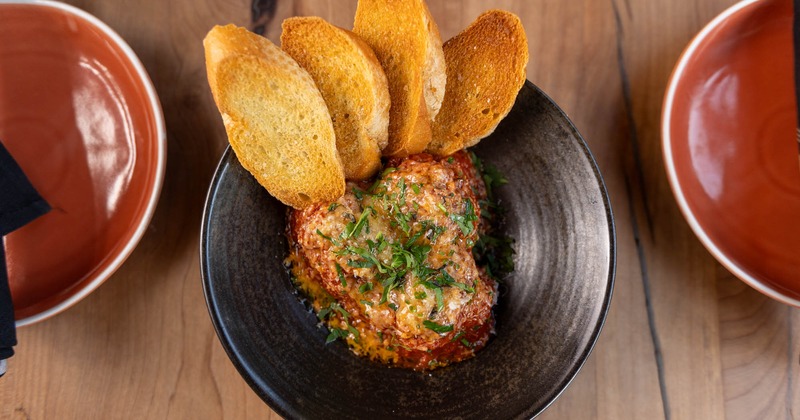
[288,152,497,370]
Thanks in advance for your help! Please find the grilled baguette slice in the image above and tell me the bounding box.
[204,24,344,209]
[353,0,446,157]
[427,10,529,156]
[281,17,389,181]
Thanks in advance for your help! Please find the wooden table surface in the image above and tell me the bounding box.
[2,0,799,418]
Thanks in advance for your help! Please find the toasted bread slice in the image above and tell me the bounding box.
[281,17,389,180]
[427,10,528,156]
[353,0,446,157]
[204,24,344,209]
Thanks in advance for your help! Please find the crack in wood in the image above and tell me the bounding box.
[624,172,671,420]
[613,0,669,419]
[612,0,654,240]
[251,0,277,36]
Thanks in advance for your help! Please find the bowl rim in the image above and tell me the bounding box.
[2,0,168,326]
[661,0,800,307]
[200,81,616,418]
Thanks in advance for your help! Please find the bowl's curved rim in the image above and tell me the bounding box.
[517,82,616,418]
[661,0,800,307]
[200,147,293,419]
[200,81,616,419]
[4,0,168,326]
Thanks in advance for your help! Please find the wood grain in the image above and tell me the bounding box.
[1,0,798,419]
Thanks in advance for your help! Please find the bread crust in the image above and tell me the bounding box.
[204,25,345,209]
[427,10,529,156]
[353,0,446,157]
[281,17,390,180]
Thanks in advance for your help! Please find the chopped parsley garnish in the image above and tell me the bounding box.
[434,287,444,312]
[347,325,360,340]
[380,166,397,177]
[469,152,515,280]
[397,178,407,206]
[419,220,445,243]
[335,263,346,287]
[423,320,453,334]
[436,269,474,293]
[317,302,350,322]
[344,207,372,239]
[473,233,515,279]
[316,229,340,246]
[480,158,508,202]
[327,202,339,212]
[325,328,350,344]
[325,322,359,344]
[449,198,477,236]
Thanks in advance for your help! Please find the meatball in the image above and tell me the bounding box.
[288,151,497,370]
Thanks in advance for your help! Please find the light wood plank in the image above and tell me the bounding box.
[717,268,799,420]
[1,0,798,419]
[616,1,744,419]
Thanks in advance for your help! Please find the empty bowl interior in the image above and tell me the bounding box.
[663,0,800,304]
[0,1,165,324]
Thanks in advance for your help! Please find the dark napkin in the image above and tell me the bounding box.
[0,140,50,366]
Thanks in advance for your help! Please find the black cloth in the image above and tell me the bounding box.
[0,141,50,361]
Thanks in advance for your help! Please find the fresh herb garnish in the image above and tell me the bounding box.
[335,263,346,287]
[437,269,474,293]
[381,167,397,177]
[344,207,372,239]
[317,302,350,322]
[423,320,453,334]
[316,229,340,246]
[347,324,360,340]
[325,328,349,344]
[449,198,477,236]
[434,287,444,312]
[473,233,515,279]
[469,152,515,280]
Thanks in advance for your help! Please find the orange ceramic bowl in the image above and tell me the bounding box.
[0,0,166,325]
[663,0,800,305]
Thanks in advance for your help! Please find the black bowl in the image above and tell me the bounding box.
[201,82,615,419]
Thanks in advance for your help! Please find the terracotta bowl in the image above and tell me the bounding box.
[663,0,800,304]
[201,82,615,419]
[0,0,166,325]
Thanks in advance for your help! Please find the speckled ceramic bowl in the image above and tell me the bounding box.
[201,82,615,419]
